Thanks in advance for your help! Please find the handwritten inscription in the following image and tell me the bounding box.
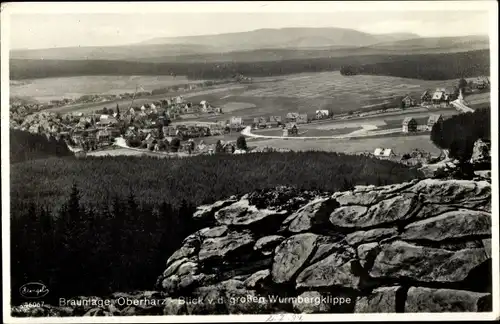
[19,282,49,299]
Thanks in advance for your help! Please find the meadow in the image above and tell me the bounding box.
[249,134,443,155]
[9,75,201,103]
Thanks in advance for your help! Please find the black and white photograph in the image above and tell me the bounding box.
[1,1,498,322]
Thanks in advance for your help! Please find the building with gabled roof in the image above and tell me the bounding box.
[427,114,443,131]
[402,117,417,133]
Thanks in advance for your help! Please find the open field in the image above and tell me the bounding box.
[253,127,362,137]
[9,75,202,103]
[250,134,442,155]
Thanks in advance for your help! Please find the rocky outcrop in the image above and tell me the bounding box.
[470,139,491,167]
[12,178,492,316]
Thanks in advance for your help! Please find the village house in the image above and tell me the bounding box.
[296,113,309,124]
[420,91,432,105]
[402,117,418,133]
[373,148,396,159]
[283,123,299,137]
[444,86,459,101]
[230,117,244,127]
[269,116,283,124]
[97,129,111,143]
[200,100,209,112]
[266,120,279,128]
[175,96,184,104]
[401,95,416,108]
[286,112,300,123]
[427,114,443,131]
[474,77,489,90]
[315,110,330,119]
[253,117,267,128]
[222,142,236,154]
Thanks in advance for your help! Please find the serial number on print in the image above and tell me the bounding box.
[18,301,45,309]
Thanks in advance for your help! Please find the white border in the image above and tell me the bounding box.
[1,1,499,323]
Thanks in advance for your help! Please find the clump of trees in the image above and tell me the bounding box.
[10,129,73,164]
[431,108,490,162]
[236,136,248,150]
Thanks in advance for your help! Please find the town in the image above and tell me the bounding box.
[9,76,490,164]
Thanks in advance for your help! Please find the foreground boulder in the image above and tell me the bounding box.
[11,178,492,316]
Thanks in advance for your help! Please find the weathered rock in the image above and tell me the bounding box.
[330,194,417,228]
[163,257,189,278]
[405,287,492,312]
[354,286,400,313]
[198,230,255,262]
[309,241,342,264]
[469,139,491,166]
[482,239,491,258]
[254,235,285,256]
[163,297,187,315]
[282,197,339,232]
[296,254,360,290]
[199,225,229,238]
[357,242,380,269]
[401,210,491,242]
[193,199,238,222]
[272,233,319,284]
[292,291,332,313]
[411,204,458,220]
[410,179,490,204]
[244,269,271,289]
[370,241,489,282]
[334,191,385,206]
[346,228,398,246]
[166,246,197,266]
[329,205,368,226]
[215,199,288,227]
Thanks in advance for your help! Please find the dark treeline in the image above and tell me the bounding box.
[431,108,491,161]
[10,50,489,81]
[10,129,74,164]
[340,50,489,80]
[11,183,197,305]
[11,152,424,213]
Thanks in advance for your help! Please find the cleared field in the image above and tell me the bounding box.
[250,134,442,155]
[9,75,201,103]
[240,71,461,112]
[253,127,362,137]
[219,101,256,112]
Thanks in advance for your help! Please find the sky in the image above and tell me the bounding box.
[6,3,493,50]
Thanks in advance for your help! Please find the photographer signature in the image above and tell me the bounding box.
[19,282,49,299]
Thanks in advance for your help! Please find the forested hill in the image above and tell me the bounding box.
[340,49,490,80]
[10,129,74,164]
[10,49,489,81]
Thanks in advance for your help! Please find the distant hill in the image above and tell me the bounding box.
[10,31,487,64]
[138,27,420,50]
[10,43,219,61]
[136,36,490,63]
